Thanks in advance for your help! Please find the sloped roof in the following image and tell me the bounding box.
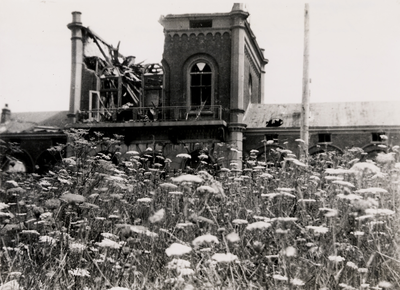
[243,101,400,129]
[0,111,69,134]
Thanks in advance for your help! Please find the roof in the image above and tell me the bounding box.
[243,101,400,129]
[0,111,69,134]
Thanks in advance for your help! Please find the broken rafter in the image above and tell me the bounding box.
[86,27,125,59]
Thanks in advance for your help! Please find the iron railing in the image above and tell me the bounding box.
[78,105,223,123]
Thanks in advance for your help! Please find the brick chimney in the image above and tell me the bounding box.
[1,104,11,123]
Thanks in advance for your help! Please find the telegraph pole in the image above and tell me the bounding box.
[300,3,310,159]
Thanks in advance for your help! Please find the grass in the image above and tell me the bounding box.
[0,131,399,290]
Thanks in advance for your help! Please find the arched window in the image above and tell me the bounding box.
[190,62,212,107]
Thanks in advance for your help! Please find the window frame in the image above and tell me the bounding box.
[371,132,385,143]
[189,62,212,108]
[318,133,332,144]
[185,56,217,112]
[265,134,279,144]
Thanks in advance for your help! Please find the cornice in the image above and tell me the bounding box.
[244,46,261,76]
[164,29,231,40]
[228,123,247,132]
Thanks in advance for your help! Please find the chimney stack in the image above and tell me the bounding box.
[67,11,84,123]
[1,104,11,124]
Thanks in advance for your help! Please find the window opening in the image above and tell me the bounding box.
[371,132,385,142]
[190,20,212,28]
[265,134,279,143]
[248,74,253,98]
[318,133,331,143]
[190,62,212,107]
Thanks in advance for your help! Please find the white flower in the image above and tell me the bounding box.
[198,153,208,160]
[332,180,355,188]
[97,238,122,249]
[176,153,191,159]
[378,281,393,288]
[137,197,152,203]
[351,231,364,236]
[196,185,216,194]
[298,199,316,203]
[273,274,288,281]
[165,243,192,256]
[171,174,203,183]
[276,228,290,234]
[232,219,248,225]
[365,208,395,216]
[0,202,9,210]
[325,168,352,175]
[358,268,368,273]
[291,278,305,286]
[149,209,165,223]
[328,255,345,262]
[351,162,380,175]
[101,233,118,239]
[69,268,90,277]
[306,226,329,234]
[167,258,191,269]
[319,208,338,217]
[0,280,21,290]
[176,222,194,229]
[291,159,307,167]
[277,187,295,192]
[284,246,297,257]
[261,193,278,198]
[376,153,395,164]
[39,235,57,245]
[159,183,178,189]
[226,232,240,243]
[192,234,219,247]
[346,261,358,269]
[356,187,388,194]
[337,193,362,200]
[246,221,271,230]
[211,253,238,263]
[273,217,298,222]
[177,268,194,276]
[21,230,40,235]
[169,191,183,195]
[69,242,87,252]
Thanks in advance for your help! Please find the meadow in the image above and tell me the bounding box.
[0,129,399,290]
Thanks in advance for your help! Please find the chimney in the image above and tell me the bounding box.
[231,3,247,12]
[1,104,11,123]
[67,11,84,123]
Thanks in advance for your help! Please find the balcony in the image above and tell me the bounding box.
[72,105,227,129]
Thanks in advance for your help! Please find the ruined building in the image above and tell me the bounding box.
[1,3,400,172]
[65,3,267,169]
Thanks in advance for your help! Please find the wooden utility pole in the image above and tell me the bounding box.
[300,4,310,158]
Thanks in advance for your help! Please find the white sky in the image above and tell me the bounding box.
[1,0,400,112]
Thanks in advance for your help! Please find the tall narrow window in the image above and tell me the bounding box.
[190,62,212,107]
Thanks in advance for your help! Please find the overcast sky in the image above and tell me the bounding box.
[1,0,400,112]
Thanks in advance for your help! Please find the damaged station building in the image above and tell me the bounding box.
[1,3,400,173]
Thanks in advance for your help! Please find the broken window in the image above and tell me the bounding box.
[371,132,385,142]
[190,19,212,28]
[265,134,279,143]
[190,62,212,107]
[318,133,331,143]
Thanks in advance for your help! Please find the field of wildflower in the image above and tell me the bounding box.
[1,129,399,290]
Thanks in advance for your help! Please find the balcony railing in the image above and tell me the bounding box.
[77,105,223,123]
